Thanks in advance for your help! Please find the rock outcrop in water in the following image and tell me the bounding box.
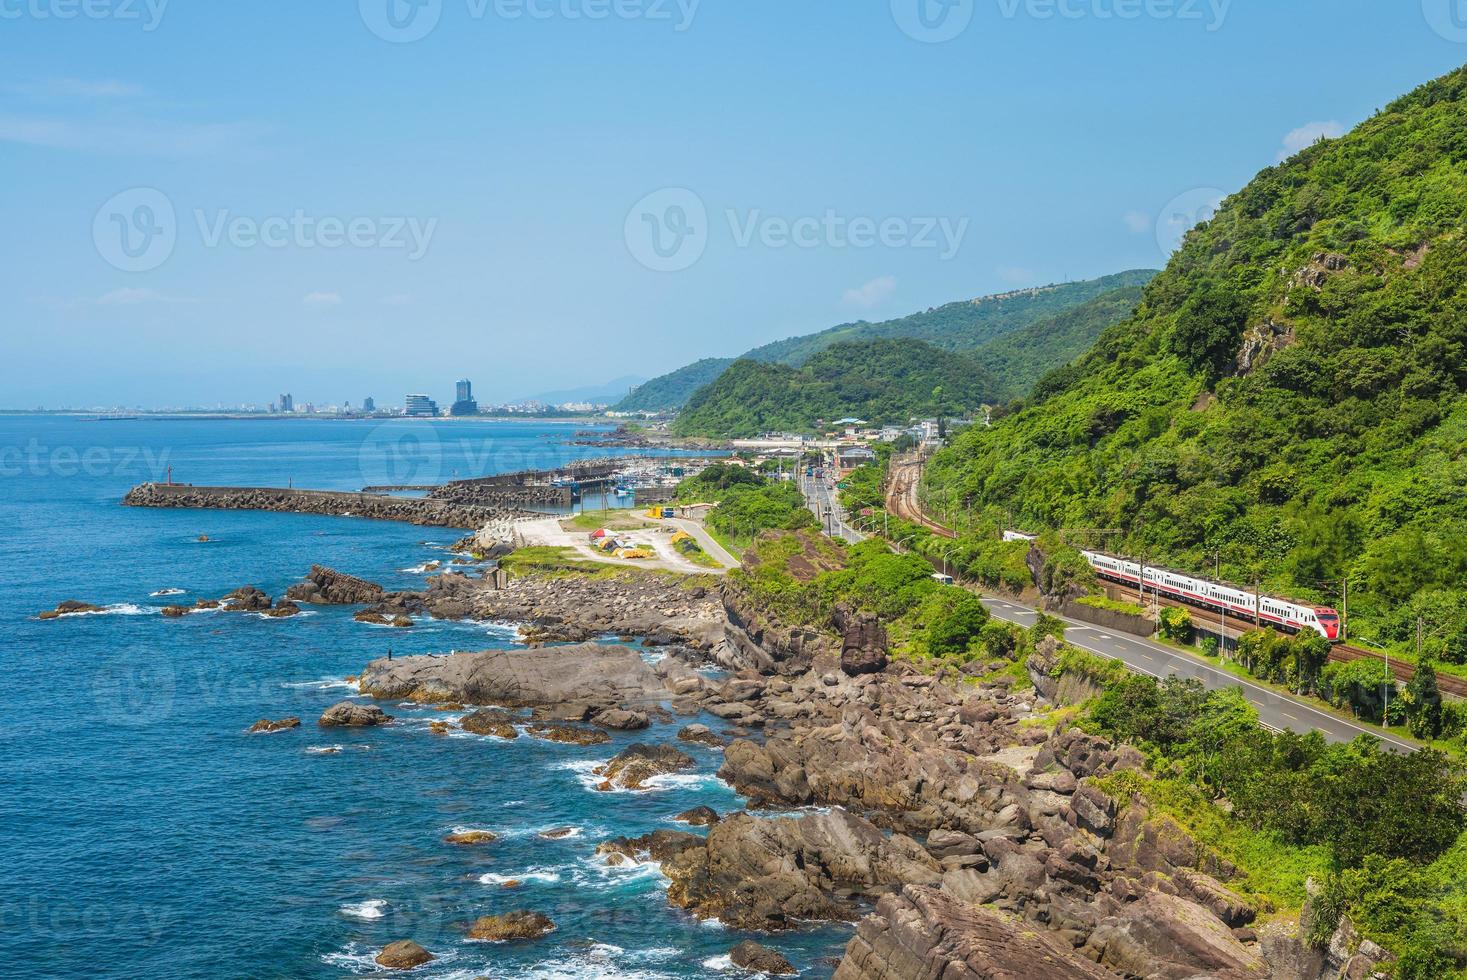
[286,565,385,605]
[318,702,393,727]
[374,940,435,970]
[465,910,555,941]
[356,643,700,708]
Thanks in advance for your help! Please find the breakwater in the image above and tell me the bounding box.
[122,483,539,530]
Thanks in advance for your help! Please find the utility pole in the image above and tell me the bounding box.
[1342,577,1349,643]
[1215,549,1225,652]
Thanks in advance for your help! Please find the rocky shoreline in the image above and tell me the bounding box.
[63,516,1384,978]
[330,569,1383,980]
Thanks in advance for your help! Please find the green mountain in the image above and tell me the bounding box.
[613,358,734,413]
[673,338,998,438]
[612,270,1156,412]
[977,285,1147,401]
[925,65,1467,659]
[743,269,1157,367]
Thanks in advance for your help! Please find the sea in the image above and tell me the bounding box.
[1,416,851,980]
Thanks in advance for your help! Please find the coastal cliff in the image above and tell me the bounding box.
[122,483,538,530]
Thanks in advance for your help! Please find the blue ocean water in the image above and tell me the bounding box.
[1,417,850,979]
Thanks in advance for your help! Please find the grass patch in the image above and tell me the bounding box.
[561,508,653,532]
[1093,768,1330,915]
[496,547,625,579]
[1077,594,1149,617]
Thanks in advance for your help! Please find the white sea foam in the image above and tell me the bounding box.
[149,588,186,597]
[50,603,161,619]
[339,899,387,920]
[280,677,357,691]
[701,954,734,970]
[305,745,344,755]
[478,868,563,885]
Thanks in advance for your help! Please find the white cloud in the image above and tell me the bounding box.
[3,78,145,100]
[841,276,897,310]
[0,114,267,156]
[303,291,343,308]
[95,287,189,306]
[1278,120,1343,161]
[1123,210,1151,233]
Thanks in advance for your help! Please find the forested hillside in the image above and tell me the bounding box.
[743,269,1156,367]
[613,271,1154,412]
[673,338,996,437]
[979,286,1147,401]
[612,357,734,413]
[925,65,1467,659]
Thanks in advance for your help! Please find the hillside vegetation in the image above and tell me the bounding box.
[924,64,1467,659]
[613,357,734,413]
[613,271,1155,412]
[672,338,997,437]
[979,285,1148,400]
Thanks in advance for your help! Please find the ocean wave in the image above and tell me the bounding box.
[148,588,186,597]
[321,943,460,973]
[491,942,682,980]
[701,954,734,970]
[280,677,357,691]
[478,868,563,885]
[554,759,716,795]
[50,603,162,619]
[339,899,387,920]
[305,745,345,755]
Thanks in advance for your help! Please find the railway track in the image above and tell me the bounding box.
[887,455,1466,699]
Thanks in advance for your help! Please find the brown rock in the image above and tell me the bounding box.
[247,717,301,734]
[465,910,555,941]
[161,605,190,618]
[593,743,693,791]
[730,940,796,975]
[318,702,392,727]
[460,708,519,740]
[375,940,435,970]
[527,723,610,746]
[674,806,720,827]
[444,830,497,846]
[593,707,651,730]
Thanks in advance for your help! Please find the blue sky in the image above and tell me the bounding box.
[3,1,1463,409]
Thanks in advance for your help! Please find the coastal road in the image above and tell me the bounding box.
[663,516,739,570]
[799,464,864,544]
[972,587,1415,751]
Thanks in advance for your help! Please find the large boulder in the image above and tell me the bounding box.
[375,940,434,970]
[221,586,272,611]
[286,565,386,605]
[593,707,651,730]
[1087,890,1267,979]
[833,885,1115,980]
[662,809,941,931]
[730,940,796,975]
[835,603,888,676]
[318,702,392,727]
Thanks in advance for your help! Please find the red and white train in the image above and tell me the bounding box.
[1079,550,1341,641]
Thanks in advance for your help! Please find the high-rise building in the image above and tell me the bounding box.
[363,397,376,414]
[279,393,294,414]
[404,394,438,418]
[450,378,479,417]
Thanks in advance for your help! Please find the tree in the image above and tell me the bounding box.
[1170,282,1249,380]
[1405,659,1443,740]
